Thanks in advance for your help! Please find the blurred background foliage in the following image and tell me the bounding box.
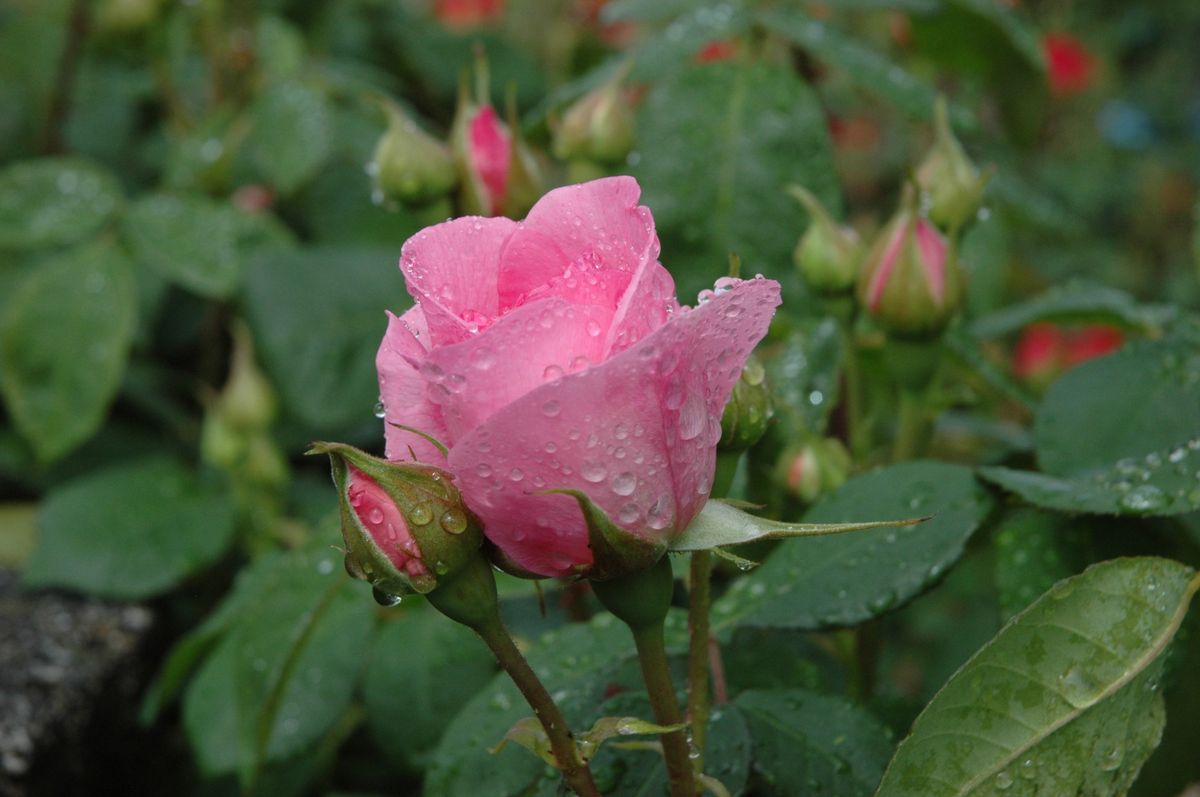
[1,0,1199,795]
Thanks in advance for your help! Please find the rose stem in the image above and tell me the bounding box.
[686,450,741,779]
[892,388,926,461]
[474,619,601,796]
[428,556,599,797]
[631,621,696,797]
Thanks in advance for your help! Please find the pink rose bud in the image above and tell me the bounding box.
[375,177,781,578]
[553,68,636,166]
[787,184,862,295]
[370,99,457,207]
[451,67,545,218]
[856,198,962,337]
[311,442,482,600]
[776,437,851,504]
[914,97,990,233]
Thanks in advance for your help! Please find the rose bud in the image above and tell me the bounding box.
[311,442,483,600]
[434,0,505,30]
[1043,33,1097,97]
[914,97,991,233]
[375,177,781,579]
[856,196,963,337]
[787,185,862,295]
[370,99,457,207]
[553,70,635,166]
[720,355,771,452]
[451,70,545,218]
[775,437,851,504]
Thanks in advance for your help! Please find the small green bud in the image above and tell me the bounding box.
[553,72,635,165]
[371,100,457,206]
[775,437,851,504]
[788,185,863,295]
[914,98,991,233]
[720,355,772,451]
[856,194,963,338]
[311,443,484,598]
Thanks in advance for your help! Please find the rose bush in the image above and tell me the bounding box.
[376,177,780,577]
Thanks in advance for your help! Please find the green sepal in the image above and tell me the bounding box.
[490,717,558,766]
[577,715,687,762]
[669,500,929,553]
[544,488,666,581]
[592,555,674,632]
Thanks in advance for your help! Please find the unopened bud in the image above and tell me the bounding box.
[915,98,991,232]
[720,356,771,451]
[96,0,163,35]
[553,73,635,165]
[776,437,851,504]
[856,196,963,337]
[788,185,862,295]
[371,101,457,206]
[312,443,483,598]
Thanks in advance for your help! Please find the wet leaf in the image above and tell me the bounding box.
[876,557,1199,797]
[0,157,122,249]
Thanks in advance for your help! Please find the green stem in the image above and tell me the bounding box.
[892,388,926,462]
[686,550,713,771]
[475,619,601,797]
[841,320,869,462]
[632,623,697,797]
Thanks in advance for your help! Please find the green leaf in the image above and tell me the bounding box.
[1035,339,1200,476]
[0,157,123,250]
[756,9,951,123]
[0,242,136,462]
[992,509,1090,621]
[183,543,375,779]
[711,462,993,632]
[671,500,927,552]
[943,328,1036,412]
[123,192,287,298]
[25,457,235,599]
[979,445,1200,517]
[633,62,839,299]
[247,79,333,195]
[735,688,895,796]
[875,557,1199,797]
[980,339,1200,517]
[241,246,406,432]
[969,281,1174,338]
[626,2,753,81]
[362,608,497,772]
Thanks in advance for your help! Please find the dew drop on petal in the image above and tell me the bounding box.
[611,472,636,496]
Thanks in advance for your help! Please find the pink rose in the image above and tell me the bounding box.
[376,177,780,577]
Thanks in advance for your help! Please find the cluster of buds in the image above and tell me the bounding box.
[791,96,988,340]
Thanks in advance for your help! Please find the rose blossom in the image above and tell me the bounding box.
[376,177,780,577]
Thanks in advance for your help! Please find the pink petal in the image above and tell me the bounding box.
[347,466,427,575]
[447,277,781,577]
[399,216,517,346]
[378,310,450,465]
[604,260,679,357]
[496,176,655,312]
[866,218,908,311]
[915,219,946,303]
[468,105,511,215]
[422,297,614,443]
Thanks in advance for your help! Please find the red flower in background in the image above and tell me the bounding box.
[435,0,504,30]
[1043,34,1097,96]
[695,39,737,63]
[1013,322,1124,386]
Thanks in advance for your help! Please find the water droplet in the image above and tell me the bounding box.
[543,364,565,380]
[585,319,601,337]
[1099,746,1123,771]
[373,399,386,418]
[367,507,384,524]
[409,503,433,525]
[995,771,1013,790]
[509,468,524,482]
[646,495,672,530]
[1058,665,1100,707]
[1120,484,1170,514]
[677,393,706,440]
[372,586,402,606]
[618,503,640,524]
[542,399,561,417]
[611,472,636,496]
[582,461,607,483]
[440,509,468,534]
